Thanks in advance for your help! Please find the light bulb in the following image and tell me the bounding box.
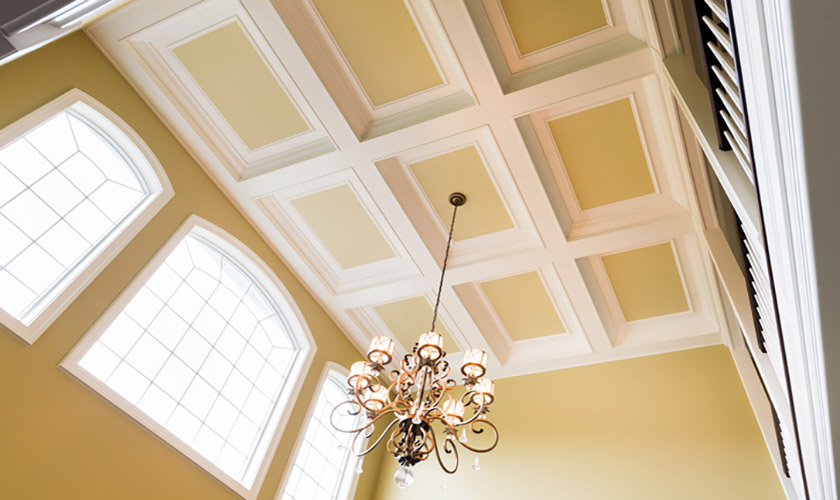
[472,456,481,471]
[394,466,414,488]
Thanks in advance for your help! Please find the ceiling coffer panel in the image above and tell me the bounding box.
[408,145,514,241]
[480,271,567,341]
[548,97,654,211]
[291,184,395,270]
[376,127,543,268]
[601,242,689,322]
[274,0,474,139]
[464,0,651,92]
[520,76,693,239]
[122,0,334,179]
[174,22,310,150]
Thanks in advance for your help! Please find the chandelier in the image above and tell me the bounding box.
[330,192,498,488]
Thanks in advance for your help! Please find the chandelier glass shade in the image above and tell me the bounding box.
[330,193,499,486]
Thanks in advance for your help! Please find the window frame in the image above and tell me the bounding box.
[275,362,364,500]
[0,88,174,344]
[61,215,316,499]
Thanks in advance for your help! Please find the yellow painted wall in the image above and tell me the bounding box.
[368,346,785,499]
[0,32,372,500]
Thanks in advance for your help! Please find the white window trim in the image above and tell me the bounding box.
[61,215,317,499]
[275,362,364,500]
[0,88,174,344]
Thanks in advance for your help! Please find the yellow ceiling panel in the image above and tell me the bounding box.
[292,184,395,269]
[602,243,689,321]
[374,296,459,353]
[480,271,566,341]
[500,0,608,55]
[409,146,514,241]
[174,22,310,150]
[312,0,443,106]
[548,98,654,210]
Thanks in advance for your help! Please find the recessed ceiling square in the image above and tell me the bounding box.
[480,271,566,341]
[311,0,443,106]
[548,98,654,210]
[499,0,608,55]
[373,296,459,353]
[174,22,310,150]
[602,242,689,322]
[291,185,395,269]
[409,146,513,241]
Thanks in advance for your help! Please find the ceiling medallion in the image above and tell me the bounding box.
[331,192,498,488]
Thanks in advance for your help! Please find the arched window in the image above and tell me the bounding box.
[0,89,172,343]
[63,216,315,498]
[278,365,363,500]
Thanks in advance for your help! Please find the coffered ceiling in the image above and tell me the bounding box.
[86,0,725,378]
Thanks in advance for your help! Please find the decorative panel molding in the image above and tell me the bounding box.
[464,0,659,92]
[519,75,691,239]
[455,265,592,366]
[255,169,421,294]
[122,0,334,180]
[273,0,475,140]
[578,235,719,347]
[376,126,543,267]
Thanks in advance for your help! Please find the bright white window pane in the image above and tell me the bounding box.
[137,384,177,424]
[89,181,143,221]
[0,166,25,206]
[0,138,53,184]
[25,112,76,165]
[280,376,361,500]
[68,114,143,190]
[6,244,64,294]
[0,107,152,327]
[74,230,301,489]
[0,216,30,266]
[77,342,121,381]
[1,190,59,239]
[64,200,113,242]
[31,170,84,216]
[59,153,106,195]
[107,363,150,405]
[38,222,89,267]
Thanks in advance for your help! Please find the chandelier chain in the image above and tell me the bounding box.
[431,203,458,332]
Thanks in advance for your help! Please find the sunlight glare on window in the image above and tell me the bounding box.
[281,376,361,500]
[0,110,150,323]
[77,232,299,486]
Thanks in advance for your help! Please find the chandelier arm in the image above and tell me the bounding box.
[329,400,365,431]
[426,380,451,410]
[333,403,399,435]
[431,203,458,332]
[453,404,488,427]
[352,416,402,457]
[430,424,459,474]
[454,419,500,454]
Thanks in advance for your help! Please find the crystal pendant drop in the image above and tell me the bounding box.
[394,466,415,488]
[458,429,467,443]
[440,476,448,490]
[354,462,363,475]
[472,456,481,471]
[412,414,422,425]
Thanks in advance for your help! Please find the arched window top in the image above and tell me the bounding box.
[279,364,363,500]
[63,216,315,498]
[0,89,172,343]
